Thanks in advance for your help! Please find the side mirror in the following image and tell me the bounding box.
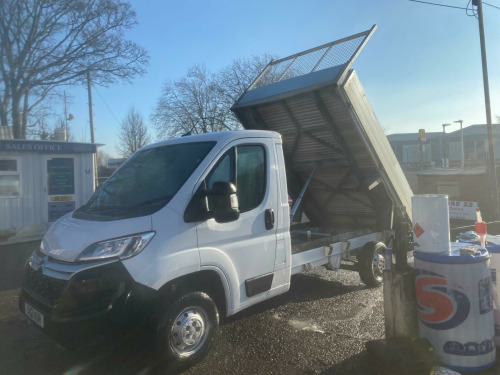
[210,181,240,223]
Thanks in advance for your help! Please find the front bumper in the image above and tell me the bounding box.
[19,249,157,347]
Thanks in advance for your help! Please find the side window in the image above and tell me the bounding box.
[203,144,266,214]
[206,150,234,190]
[237,145,266,212]
[204,149,235,214]
[0,158,21,197]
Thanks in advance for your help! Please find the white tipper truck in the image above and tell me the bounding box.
[20,26,413,368]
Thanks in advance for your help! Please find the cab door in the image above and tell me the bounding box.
[196,138,279,309]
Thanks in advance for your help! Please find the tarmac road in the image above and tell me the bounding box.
[0,241,384,375]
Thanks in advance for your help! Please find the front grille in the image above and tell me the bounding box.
[24,266,67,303]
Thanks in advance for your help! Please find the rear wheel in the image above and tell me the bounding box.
[358,241,386,287]
[155,291,219,370]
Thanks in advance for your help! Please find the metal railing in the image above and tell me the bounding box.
[249,25,377,90]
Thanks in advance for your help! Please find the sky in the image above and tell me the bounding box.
[59,0,500,157]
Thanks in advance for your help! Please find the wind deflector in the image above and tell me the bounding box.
[232,26,413,233]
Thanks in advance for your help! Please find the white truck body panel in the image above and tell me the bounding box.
[42,213,151,263]
[291,232,382,275]
[123,206,200,290]
[195,137,282,311]
[340,70,413,220]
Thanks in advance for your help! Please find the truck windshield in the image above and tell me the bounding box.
[74,141,215,220]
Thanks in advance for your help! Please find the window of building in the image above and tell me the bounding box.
[0,158,21,197]
[437,181,460,199]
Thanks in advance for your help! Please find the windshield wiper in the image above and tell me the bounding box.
[76,196,172,219]
[126,196,173,214]
[79,205,126,215]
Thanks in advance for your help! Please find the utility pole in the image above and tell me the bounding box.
[87,69,95,144]
[442,123,451,168]
[63,91,68,141]
[454,120,464,169]
[474,0,499,219]
[87,69,97,189]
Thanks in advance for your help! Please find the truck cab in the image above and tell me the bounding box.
[20,130,292,366]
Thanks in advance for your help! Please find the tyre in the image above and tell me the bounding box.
[358,241,386,287]
[155,291,219,370]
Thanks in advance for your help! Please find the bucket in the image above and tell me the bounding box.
[415,243,496,372]
[412,194,450,253]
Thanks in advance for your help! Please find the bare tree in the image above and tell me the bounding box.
[97,150,110,167]
[216,54,273,124]
[151,56,273,139]
[26,92,77,140]
[151,65,229,139]
[116,107,150,158]
[0,0,149,139]
[26,101,56,140]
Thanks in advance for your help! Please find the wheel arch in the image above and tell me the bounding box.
[156,268,230,319]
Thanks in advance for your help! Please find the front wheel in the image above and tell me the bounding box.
[155,291,219,370]
[358,241,386,287]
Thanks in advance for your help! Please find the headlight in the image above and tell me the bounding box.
[77,232,155,261]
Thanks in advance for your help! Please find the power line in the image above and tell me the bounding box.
[408,0,467,9]
[409,0,499,13]
[484,2,500,10]
[94,85,121,125]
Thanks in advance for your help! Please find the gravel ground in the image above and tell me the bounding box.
[2,241,499,375]
[0,241,384,375]
[181,268,384,375]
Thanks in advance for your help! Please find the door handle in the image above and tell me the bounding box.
[265,209,275,230]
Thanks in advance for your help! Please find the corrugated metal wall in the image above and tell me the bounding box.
[0,151,94,243]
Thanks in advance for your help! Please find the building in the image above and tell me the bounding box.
[388,125,500,221]
[387,124,500,168]
[416,166,500,222]
[0,139,97,244]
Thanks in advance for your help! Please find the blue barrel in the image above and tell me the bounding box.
[457,233,500,347]
[415,243,496,371]
[485,236,500,347]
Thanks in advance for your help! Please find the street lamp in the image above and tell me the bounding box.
[454,120,464,169]
[442,123,451,168]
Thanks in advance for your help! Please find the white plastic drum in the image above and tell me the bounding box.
[412,194,450,253]
[485,236,500,347]
[415,243,496,372]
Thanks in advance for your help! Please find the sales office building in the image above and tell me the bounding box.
[0,139,97,244]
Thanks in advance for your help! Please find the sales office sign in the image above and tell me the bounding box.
[448,200,478,221]
[0,140,96,154]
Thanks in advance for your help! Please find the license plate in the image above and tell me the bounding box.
[25,303,44,328]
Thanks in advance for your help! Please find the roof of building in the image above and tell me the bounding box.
[417,166,487,176]
[386,132,441,142]
[387,124,500,143]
